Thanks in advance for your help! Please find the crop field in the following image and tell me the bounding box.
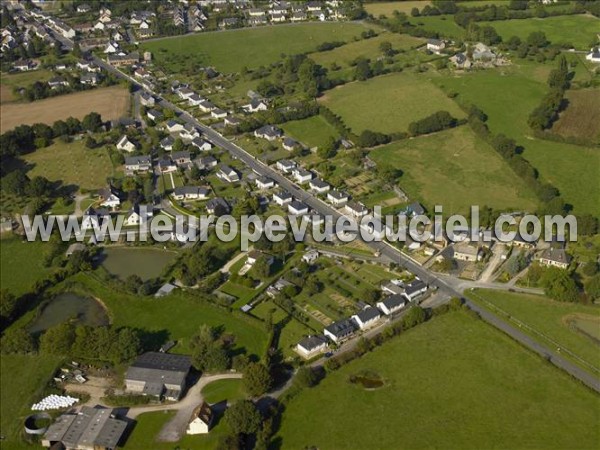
[281,115,340,149]
[479,15,600,50]
[142,22,372,74]
[23,139,115,190]
[370,126,539,213]
[436,67,600,216]
[309,32,424,69]
[319,72,465,134]
[0,86,130,132]
[0,354,60,448]
[0,237,56,296]
[552,88,600,143]
[365,1,431,17]
[277,311,600,449]
[469,289,600,374]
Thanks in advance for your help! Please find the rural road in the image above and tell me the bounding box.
[126,373,242,442]
[37,16,600,394]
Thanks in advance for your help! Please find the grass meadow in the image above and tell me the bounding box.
[370,126,539,213]
[23,139,115,190]
[318,72,466,134]
[281,115,340,149]
[276,311,600,449]
[365,1,431,17]
[552,88,600,142]
[0,236,55,296]
[142,22,373,74]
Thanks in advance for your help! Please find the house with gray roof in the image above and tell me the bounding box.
[324,319,356,343]
[125,352,192,401]
[351,306,382,330]
[296,335,328,359]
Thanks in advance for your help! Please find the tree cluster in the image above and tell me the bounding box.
[408,111,459,136]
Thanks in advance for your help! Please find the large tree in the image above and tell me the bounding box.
[224,400,262,435]
[243,362,272,397]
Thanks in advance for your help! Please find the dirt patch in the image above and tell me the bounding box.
[0,86,131,132]
[562,313,600,344]
[0,84,16,104]
[64,376,113,406]
[552,89,600,142]
[348,370,386,390]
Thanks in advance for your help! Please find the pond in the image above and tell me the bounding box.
[100,247,178,281]
[348,371,385,390]
[29,293,109,334]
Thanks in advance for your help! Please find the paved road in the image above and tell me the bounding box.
[39,22,600,394]
[126,373,242,442]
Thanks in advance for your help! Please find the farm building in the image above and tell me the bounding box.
[125,352,192,401]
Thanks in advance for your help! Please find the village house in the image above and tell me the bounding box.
[453,242,481,262]
[345,201,368,218]
[276,159,297,173]
[126,204,153,226]
[273,190,293,206]
[247,250,274,266]
[381,280,404,296]
[161,136,175,151]
[293,168,313,184]
[242,98,269,113]
[352,306,382,330]
[217,165,241,183]
[147,109,163,122]
[206,197,231,215]
[211,108,228,119]
[291,11,308,21]
[327,190,349,207]
[187,402,213,435]
[224,116,242,128]
[296,335,328,359]
[177,87,195,100]
[309,178,330,194]
[125,155,152,174]
[403,279,428,302]
[427,38,446,54]
[198,100,216,112]
[188,93,204,106]
[98,186,121,209]
[116,135,136,152]
[288,200,309,215]
[80,72,100,85]
[586,48,600,63]
[48,76,69,89]
[173,186,211,201]
[377,294,406,316]
[191,137,213,151]
[255,125,283,141]
[172,151,193,168]
[158,157,177,173]
[196,155,218,170]
[538,246,570,269]
[324,319,355,343]
[125,352,192,401]
[166,120,185,133]
[82,207,110,230]
[282,137,300,151]
[256,176,276,190]
[450,52,472,70]
[302,249,320,264]
[13,59,36,71]
[42,406,127,450]
[271,12,287,22]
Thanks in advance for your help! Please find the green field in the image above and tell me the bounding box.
[365,1,431,17]
[201,379,245,404]
[408,15,466,40]
[100,247,178,281]
[277,311,600,449]
[479,15,600,50]
[370,126,539,213]
[64,274,267,358]
[436,66,600,216]
[0,69,54,103]
[319,72,466,134]
[142,23,373,73]
[309,32,424,69]
[23,139,115,191]
[0,237,55,296]
[281,115,340,149]
[0,354,60,448]
[469,289,600,374]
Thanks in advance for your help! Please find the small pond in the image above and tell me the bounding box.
[348,371,385,390]
[29,293,109,334]
[100,247,177,280]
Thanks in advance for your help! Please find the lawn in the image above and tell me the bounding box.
[408,15,466,40]
[0,236,55,296]
[281,115,340,149]
[201,379,245,404]
[65,273,268,358]
[0,69,54,103]
[123,410,228,450]
[365,1,431,17]
[142,22,372,74]
[551,88,600,143]
[23,139,115,191]
[309,32,424,69]
[0,354,60,448]
[469,289,600,375]
[479,15,600,50]
[436,66,600,216]
[370,126,539,214]
[0,86,131,132]
[318,72,465,134]
[277,311,600,449]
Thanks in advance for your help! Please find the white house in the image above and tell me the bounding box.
[186,402,213,435]
[116,135,136,152]
[288,200,309,215]
[126,204,153,226]
[242,99,268,113]
[309,178,330,194]
[324,319,355,343]
[327,190,349,206]
[345,201,368,218]
[295,335,328,359]
[255,176,276,190]
[351,307,382,330]
[191,137,212,152]
[377,294,406,316]
[538,246,570,270]
[125,155,152,173]
[273,190,292,206]
[161,136,175,151]
[158,158,177,173]
[198,100,216,112]
[302,249,319,264]
[98,186,121,208]
[166,120,184,133]
[82,208,109,230]
[403,279,428,302]
[585,48,600,63]
[255,125,283,141]
[426,38,446,54]
[216,165,240,183]
[173,186,210,201]
[181,124,201,140]
[188,94,204,106]
[293,168,313,184]
[276,159,296,173]
[104,41,119,54]
[211,108,228,119]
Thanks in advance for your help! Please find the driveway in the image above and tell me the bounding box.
[126,373,242,442]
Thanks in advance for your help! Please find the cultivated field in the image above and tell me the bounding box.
[319,72,465,134]
[0,354,60,448]
[479,15,600,50]
[437,66,600,216]
[281,115,340,149]
[469,289,600,374]
[552,88,600,142]
[142,22,372,74]
[365,1,431,17]
[277,311,600,449]
[0,86,130,132]
[370,126,539,213]
[23,139,115,190]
